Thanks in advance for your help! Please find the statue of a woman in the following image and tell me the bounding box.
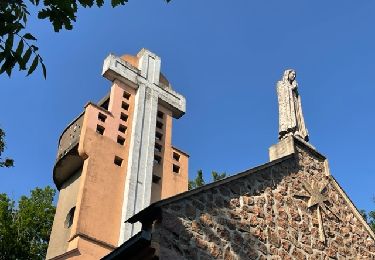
[277,69,309,141]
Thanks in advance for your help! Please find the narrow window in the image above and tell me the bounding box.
[123,91,131,100]
[117,136,125,145]
[96,125,105,135]
[156,121,163,129]
[114,156,123,166]
[120,113,128,122]
[173,152,180,162]
[152,174,161,184]
[173,164,180,173]
[155,143,162,153]
[157,111,164,119]
[98,113,107,122]
[121,101,129,111]
[118,124,127,133]
[155,132,163,141]
[65,207,76,228]
[154,155,162,165]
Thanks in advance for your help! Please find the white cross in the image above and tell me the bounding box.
[102,49,186,243]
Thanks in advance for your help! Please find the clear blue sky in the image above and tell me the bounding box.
[1,0,374,213]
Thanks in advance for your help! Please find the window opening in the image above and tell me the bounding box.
[96,125,105,135]
[156,121,163,129]
[121,101,129,111]
[152,174,161,184]
[173,152,180,161]
[123,91,131,100]
[157,111,164,119]
[117,136,125,145]
[155,132,163,141]
[154,155,162,165]
[114,156,123,166]
[173,164,180,173]
[118,124,127,133]
[120,113,128,122]
[98,113,107,122]
[65,207,76,228]
[155,143,162,153]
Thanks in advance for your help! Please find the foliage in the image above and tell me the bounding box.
[369,210,375,232]
[211,171,226,182]
[0,186,56,260]
[188,169,205,190]
[0,0,171,78]
[188,170,227,190]
[360,198,375,232]
[0,128,13,167]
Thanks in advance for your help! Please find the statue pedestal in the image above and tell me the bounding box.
[269,136,295,161]
[269,135,330,176]
[269,135,316,161]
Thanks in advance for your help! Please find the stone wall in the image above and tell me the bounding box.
[150,143,375,259]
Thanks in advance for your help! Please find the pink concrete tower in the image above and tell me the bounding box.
[46,49,189,259]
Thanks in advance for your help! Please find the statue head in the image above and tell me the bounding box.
[282,69,297,87]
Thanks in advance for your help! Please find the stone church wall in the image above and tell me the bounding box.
[150,143,375,259]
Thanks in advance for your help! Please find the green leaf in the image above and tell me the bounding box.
[23,33,36,41]
[5,34,14,52]
[30,45,39,52]
[27,56,38,76]
[79,0,95,7]
[41,62,47,79]
[4,159,14,167]
[96,0,104,7]
[0,61,7,75]
[15,40,24,58]
[21,47,32,69]
[111,0,128,7]
[5,62,12,77]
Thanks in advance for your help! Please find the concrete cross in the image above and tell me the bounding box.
[295,179,340,243]
[102,49,186,243]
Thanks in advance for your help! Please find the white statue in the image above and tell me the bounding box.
[277,69,309,141]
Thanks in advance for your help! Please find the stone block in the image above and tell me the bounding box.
[269,136,295,161]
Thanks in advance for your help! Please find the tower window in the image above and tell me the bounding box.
[152,174,161,184]
[173,164,180,174]
[117,136,125,146]
[155,143,162,153]
[114,156,123,166]
[65,207,76,228]
[155,132,163,141]
[96,125,105,135]
[98,113,107,122]
[173,152,180,162]
[120,113,128,122]
[123,91,131,100]
[156,121,163,129]
[157,111,164,119]
[121,101,129,111]
[118,124,127,133]
[154,155,162,165]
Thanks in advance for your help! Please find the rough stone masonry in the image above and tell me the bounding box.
[122,137,375,260]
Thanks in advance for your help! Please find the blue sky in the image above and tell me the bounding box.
[1,0,374,213]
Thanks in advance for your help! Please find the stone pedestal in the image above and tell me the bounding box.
[269,136,330,177]
[269,136,316,161]
[269,136,295,161]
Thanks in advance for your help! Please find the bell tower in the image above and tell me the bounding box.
[46,49,189,259]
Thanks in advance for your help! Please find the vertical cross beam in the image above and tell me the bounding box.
[102,49,186,243]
